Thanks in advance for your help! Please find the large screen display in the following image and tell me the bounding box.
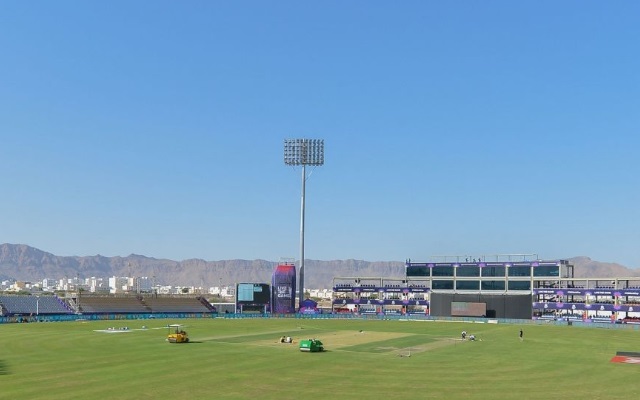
[236,283,271,304]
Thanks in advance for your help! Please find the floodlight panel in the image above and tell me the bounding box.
[284,138,324,166]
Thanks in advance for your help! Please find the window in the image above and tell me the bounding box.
[508,281,531,290]
[481,280,506,290]
[432,280,454,290]
[508,266,531,277]
[457,266,480,277]
[482,266,505,277]
[533,265,560,277]
[456,281,480,290]
[406,266,429,277]
[432,266,455,277]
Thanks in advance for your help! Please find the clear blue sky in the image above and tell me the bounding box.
[1,2,638,267]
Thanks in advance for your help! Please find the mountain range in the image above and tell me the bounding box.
[1,243,639,289]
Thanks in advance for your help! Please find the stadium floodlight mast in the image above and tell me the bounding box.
[284,138,324,309]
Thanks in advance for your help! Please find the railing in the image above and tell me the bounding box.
[3,312,640,331]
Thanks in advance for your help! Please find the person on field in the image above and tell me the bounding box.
[519,329,523,341]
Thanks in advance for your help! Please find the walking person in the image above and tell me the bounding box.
[519,329,523,341]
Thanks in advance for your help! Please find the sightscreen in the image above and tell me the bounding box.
[451,301,486,317]
[431,293,532,319]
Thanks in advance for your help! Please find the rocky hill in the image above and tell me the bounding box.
[568,256,640,279]
[0,243,405,288]
[1,243,638,289]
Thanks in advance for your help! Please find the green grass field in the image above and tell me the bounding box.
[1,318,639,399]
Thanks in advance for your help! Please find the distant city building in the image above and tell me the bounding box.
[308,289,333,300]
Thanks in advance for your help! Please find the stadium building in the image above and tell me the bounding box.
[332,254,640,323]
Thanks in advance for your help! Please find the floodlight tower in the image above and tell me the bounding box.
[284,139,324,309]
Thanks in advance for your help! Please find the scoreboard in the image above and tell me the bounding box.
[236,283,271,304]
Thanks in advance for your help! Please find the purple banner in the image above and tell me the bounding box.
[333,287,431,293]
[533,289,640,297]
[333,299,430,306]
[532,302,639,312]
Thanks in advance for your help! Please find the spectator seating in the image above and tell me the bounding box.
[78,296,149,314]
[0,295,74,315]
[144,296,213,313]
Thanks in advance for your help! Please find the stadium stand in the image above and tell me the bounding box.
[70,295,217,314]
[0,295,74,315]
[143,296,214,313]
[77,296,150,314]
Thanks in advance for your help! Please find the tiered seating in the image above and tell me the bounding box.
[198,297,218,312]
[38,297,74,314]
[0,294,218,316]
[78,296,149,313]
[144,296,213,313]
[0,295,73,315]
[335,283,353,289]
[0,296,32,314]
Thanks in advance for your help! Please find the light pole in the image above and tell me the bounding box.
[284,139,324,309]
[36,295,40,319]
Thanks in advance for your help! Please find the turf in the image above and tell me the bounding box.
[1,318,639,399]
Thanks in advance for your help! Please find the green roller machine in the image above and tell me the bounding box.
[299,338,324,352]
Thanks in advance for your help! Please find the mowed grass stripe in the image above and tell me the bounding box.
[338,333,438,353]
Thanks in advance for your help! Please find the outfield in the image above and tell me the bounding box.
[1,318,638,399]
